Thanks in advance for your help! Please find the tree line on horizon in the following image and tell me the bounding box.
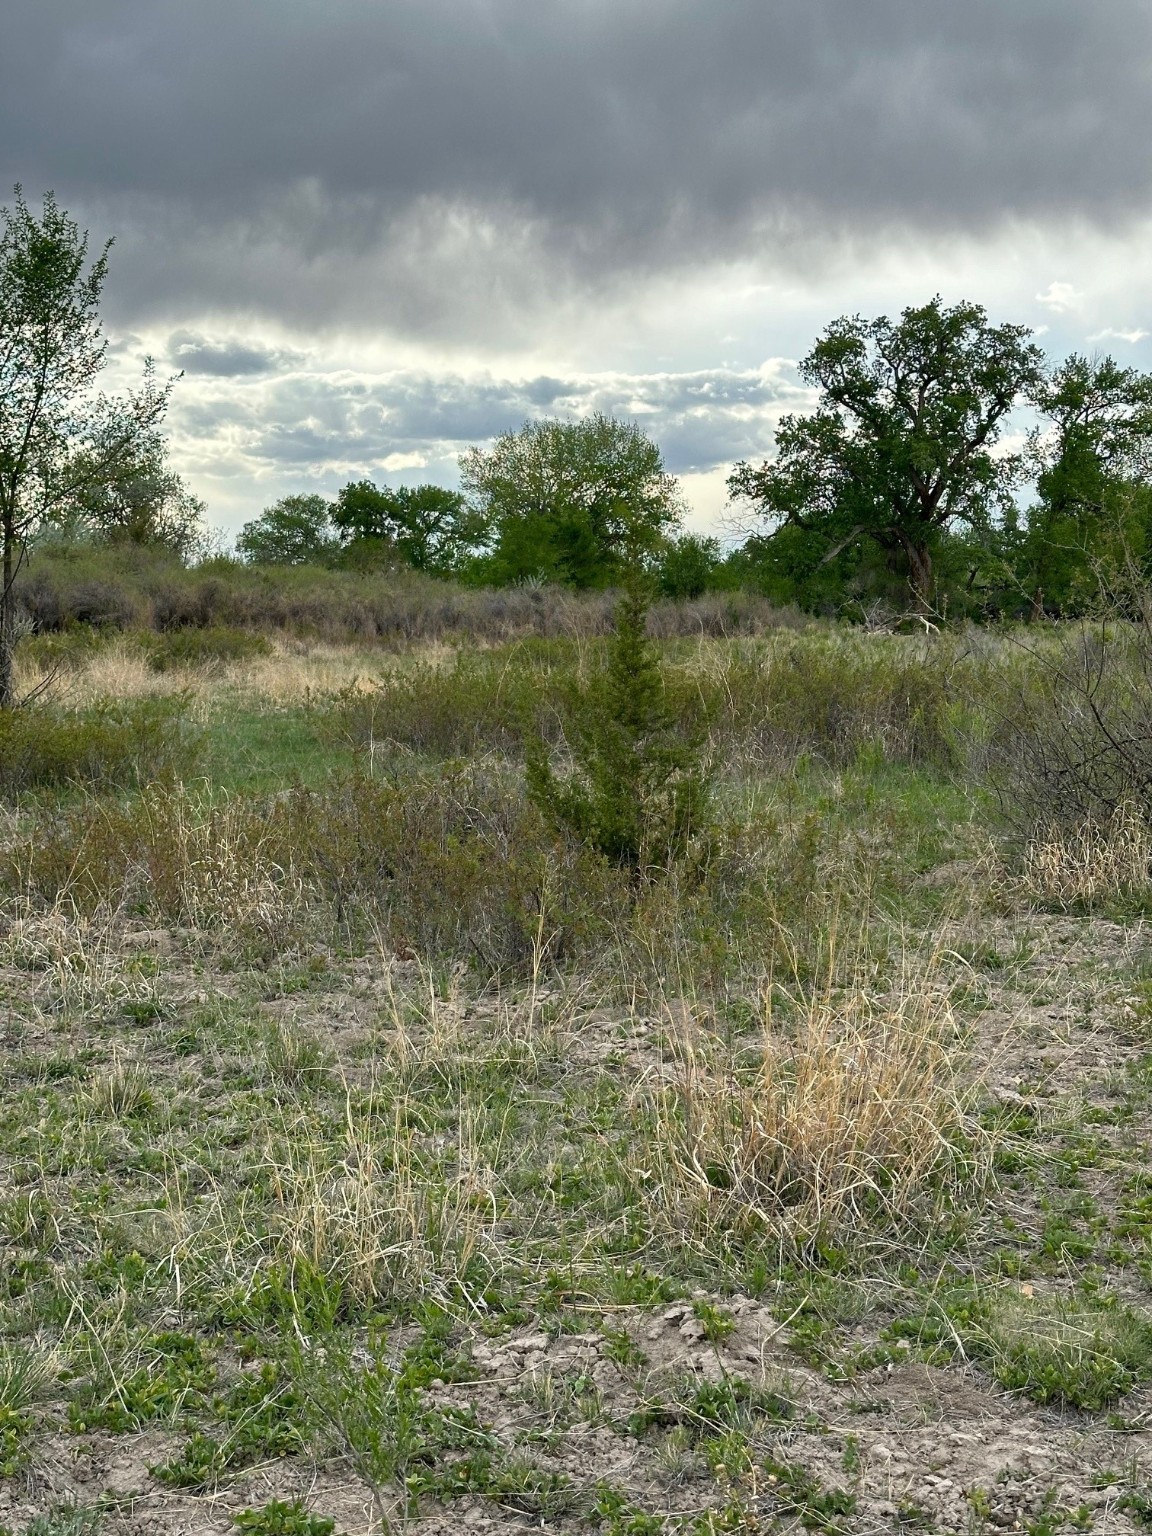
[235,299,1152,620]
[5,184,1152,706]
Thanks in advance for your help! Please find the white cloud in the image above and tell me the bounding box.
[1036,281,1082,313]
[1087,326,1149,344]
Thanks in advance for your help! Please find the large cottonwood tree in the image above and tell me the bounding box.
[730,298,1045,608]
[460,414,683,588]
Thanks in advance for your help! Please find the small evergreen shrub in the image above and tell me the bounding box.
[526,584,712,870]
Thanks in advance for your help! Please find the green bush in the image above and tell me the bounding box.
[275,767,625,968]
[526,585,712,869]
[709,637,958,771]
[143,625,272,672]
[0,698,195,799]
[328,649,566,760]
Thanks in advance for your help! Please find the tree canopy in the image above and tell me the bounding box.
[62,426,207,562]
[332,481,489,573]
[237,494,338,567]
[459,413,684,588]
[729,297,1046,608]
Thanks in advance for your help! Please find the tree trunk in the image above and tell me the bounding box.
[904,541,934,613]
[0,515,14,710]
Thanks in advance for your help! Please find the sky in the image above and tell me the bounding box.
[3,0,1151,542]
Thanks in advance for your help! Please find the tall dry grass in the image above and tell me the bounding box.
[1020,804,1152,907]
[647,953,987,1254]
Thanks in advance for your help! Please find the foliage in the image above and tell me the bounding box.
[1016,356,1152,614]
[460,413,684,588]
[0,187,171,705]
[526,584,711,869]
[978,1291,1152,1410]
[14,542,792,644]
[233,1501,336,1536]
[989,601,1152,838]
[237,495,339,567]
[658,533,723,599]
[0,697,194,799]
[332,481,489,574]
[729,296,1045,608]
[58,425,207,563]
[13,1510,103,1536]
[69,1332,215,1432]
[143,625,272,672]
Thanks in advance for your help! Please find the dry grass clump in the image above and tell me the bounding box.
[264,1109,498,1312]
[0,903,158,1025]
[652,959,986,1253]
[1019,805,1152,907]
[5,788,310,955]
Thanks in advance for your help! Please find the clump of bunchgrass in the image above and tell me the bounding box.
[649,952,987,1254]
[263,1018,333,1092]
[88,1057,153,1119]
[1020,804,1151,907]
[0,1342,58,1417]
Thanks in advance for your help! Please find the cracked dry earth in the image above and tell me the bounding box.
[4,909,1152,1534]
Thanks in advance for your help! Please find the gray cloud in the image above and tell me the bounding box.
[167,330,303,376]
[167,363,809,497]
[3,1,1150,331]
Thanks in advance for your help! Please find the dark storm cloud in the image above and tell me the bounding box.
[2,0,1150,329]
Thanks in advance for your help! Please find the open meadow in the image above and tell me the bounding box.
[4,603,1152,1536]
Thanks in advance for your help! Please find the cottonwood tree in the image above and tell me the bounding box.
[729,298,1045,609]
[333,480,490,573]
[1018,355,1152,612]
[0,188,171,705]
[460,414,683,588]
[237,494,338,566]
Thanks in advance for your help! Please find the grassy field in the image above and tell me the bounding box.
[3,617,1152,1535]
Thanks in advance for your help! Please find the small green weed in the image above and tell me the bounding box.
[233,1501,337,1536]
[764,1455,857,1532]
[70,1332,215,1432]
[152,1362,309,1488]
[961,1290,1152,1410]
[7,1508,103,1536]
[692,1300,736,1344]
